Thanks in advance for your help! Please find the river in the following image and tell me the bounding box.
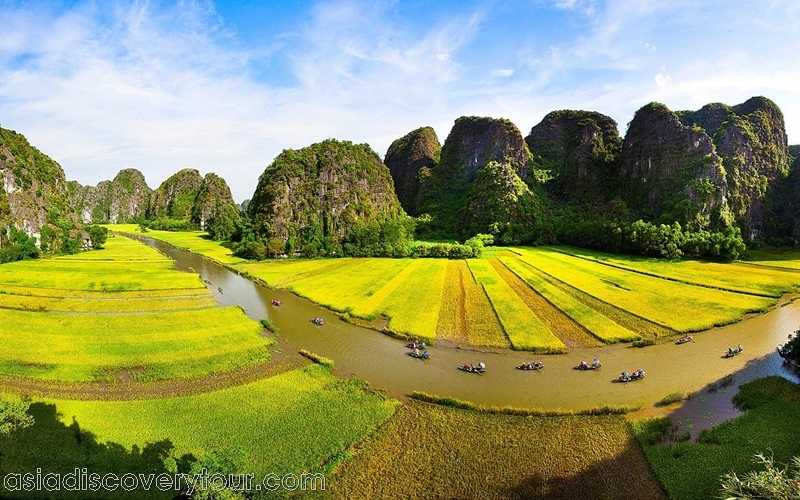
[140,236,800,419]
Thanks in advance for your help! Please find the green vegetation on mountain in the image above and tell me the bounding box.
[416,116,545,243]
[384,126,441,216]
[241,139,413,258]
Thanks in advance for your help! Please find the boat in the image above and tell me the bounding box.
[517,362,544,371]
[675,335,693,345]
[458,364,486,374]
[619,369,645,382]
[311,317,324,325]
[574,359,601,370]
[271,299,281,306]
[724,345,744,358]
[408,350,430,360]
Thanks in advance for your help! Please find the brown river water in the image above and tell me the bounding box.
[141,237,799,427]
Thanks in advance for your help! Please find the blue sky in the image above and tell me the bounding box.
[1,0,799,201]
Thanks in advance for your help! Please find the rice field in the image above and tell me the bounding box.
[0,306,270,382]
[555,246,800,297]
[99,228,800,350]
[467,259,566,352]
[0,365,399,499]
[498,256,640,343]
[0,235,273,383]
[104,224,246,265]
[436,261,509,347]
[512,247,777,333]
[329,399,666,499]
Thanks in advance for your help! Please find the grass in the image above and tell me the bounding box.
[467,259,566,352]
[0,365,399,499]
[104,224,246,265]
[655,392,684,406]
[555,246,800,298]
[0,306,271,382]
[633,376,800,500]
[513,247,776,333]
[327,399,666,499]
[498,256,638,344]
[0,292,217,313]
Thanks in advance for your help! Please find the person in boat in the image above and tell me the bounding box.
[528,362,535,369]
[463,363,470,370]
[536,360,543,368]
[420,342,426,349]
[621,371,629,379]
[423,350,430,359]
[477,362,486,371]
[738,344,743,352]
[592,358,600,367]
[728,347,734,356]
[579,360,587,369]
[412,347,420,357]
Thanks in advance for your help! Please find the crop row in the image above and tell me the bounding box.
[512,247,776,333]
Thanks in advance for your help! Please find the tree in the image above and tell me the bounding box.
[0,397,34,436]
[719,453,800,499]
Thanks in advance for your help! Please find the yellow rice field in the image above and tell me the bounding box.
[555,246,800,297]
[512,248,776,333]
[499,256,640,343]
[467,259,566,352]
[104,224,246,264]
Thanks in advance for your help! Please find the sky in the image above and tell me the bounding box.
[1,0,799,202]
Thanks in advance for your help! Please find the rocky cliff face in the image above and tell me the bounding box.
[384,127,441,216]
[418,116,535,237]
[713,97,788,239]
[0,126,71,245]
[619,102,730,231]
[525,110,621,200]
[247,139,405,245]
[69,169,151,224]
[148,168,204,219]
[192,173,239,231]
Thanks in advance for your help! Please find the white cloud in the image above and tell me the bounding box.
[654,73,671,88]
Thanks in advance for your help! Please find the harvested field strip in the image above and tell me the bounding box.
[462,264,509,348]
[0,293,217,313]
[436,261,469,344]
[0,307,270,382]
[499,256,639,344]
[236,258,355,287]
[0,284,210,299]
[491,257,602,348]
[467,259,565,352]
[329,400,666,500]
[512,256,675,339]
[367,259,447,339]
[552,246,796,298]
[283,259,411,314]
[513,248,775,333]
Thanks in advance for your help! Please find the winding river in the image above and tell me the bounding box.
[142,236,800,417]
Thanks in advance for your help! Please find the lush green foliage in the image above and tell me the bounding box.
[0,396,34,436]
[634,376,800,500]
[0,227,39,263]
[719,453,800,499]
